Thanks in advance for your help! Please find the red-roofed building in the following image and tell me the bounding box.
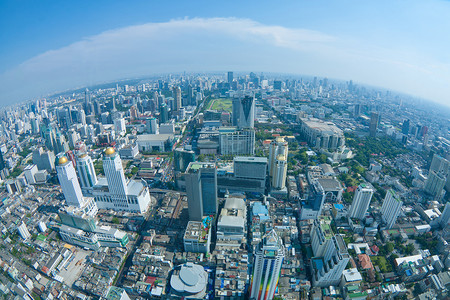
[358,254,374,270]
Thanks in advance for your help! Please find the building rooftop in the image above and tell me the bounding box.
[234,156,268,163]
[136,134,174,141]
[170,262,207,296]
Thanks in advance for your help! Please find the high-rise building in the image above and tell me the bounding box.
[185,162,217,221]
[424,170,446,199]
[348,184,374,220]
[429,154,450,177]
[310,218,350,287]
[402,119,410,135]
[354,104,361,117]
[269,137,288,177]
[174,147,196,172]
[146,117,158,134]
[76,154,98,189]
[233,156,267,182]
[273,80,282,90]
[272,155,287,190]
[381,189,403,229]
[173,86,182,112]
[369,112,380,137]
[102,148,128,196]
[17,222,31,240]
[440,203,450,227]
[250,230,285,300]
[0,149,5,171]
[219,128,255,155]
[57,156,85,207]
[232,95,255,129]
[227,71,233,84]
[159,103,169,124]
[114,118,126,136]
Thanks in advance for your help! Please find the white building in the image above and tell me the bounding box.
[348,184,374,220]
[381,189,403,229]
[250,230,285,300]
[216,198,247,247]
[102,148,128,196]
[23,164,38,185]
[76,154,98,189]
[56,156,86,207]
[114,118,126,136]
[268,137,288,177]
[17,222,31,240]
[299,118,345,150]
[272,155,287,190]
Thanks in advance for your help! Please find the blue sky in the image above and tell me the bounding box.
[1,0,450,107]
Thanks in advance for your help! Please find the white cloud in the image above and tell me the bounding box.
[0,17,449,107]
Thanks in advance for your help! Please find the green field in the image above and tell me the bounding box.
[210,98,232,112]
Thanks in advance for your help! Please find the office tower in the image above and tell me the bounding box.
[17,222,31,240]
[424,171,446,199]
[114,118,126,136]
[76,154,98,188]
[173,86,182,112]
[219,128,255,155]
[227,71,233,84]
[381,189,403,229]
[0,149,5,171]
[272,155,287,189]
[269,137,288,177]
[310,218,350,287]
[354,104,361,117]
[273,80,282,90]
[174,147,196,172]
[185,162,217,221]
[250,230,285,300]
[369,112,379,137]
[402,119,410,135]
[232,95,255,129]
[33,147,56,172]
[57,156,86,207]
[430,154,450,177]
[348,184,374,220]
[300,179,326,220]
[146,117,158,134]
[440,203,450,227]
[84,88,91,114]
[159,103,169,123]
[102,147,128,196]
[239,95,255,129]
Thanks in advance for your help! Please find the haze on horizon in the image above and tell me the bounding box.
[1,0,450,108]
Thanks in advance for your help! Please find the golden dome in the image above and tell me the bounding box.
[105,147,115,155]
[58,156,69,165]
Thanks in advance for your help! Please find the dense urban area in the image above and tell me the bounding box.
[0,72,449,300]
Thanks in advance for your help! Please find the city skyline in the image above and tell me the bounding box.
[1,1,450,108]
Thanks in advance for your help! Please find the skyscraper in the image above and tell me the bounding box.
[424,171,446,199]
[348,184,374,220]
[402,119,410,135]
[250,230,285,300]
[269,137,288,177]
[159,103,169,123]
[369,112,379,137]
[102,147,128,196]
[272,155,287,190]
[0,149,5,171]
[56,156,85,207]
[232,95,255,129]
[227,71,233,84]
[381,189,403,229]
[174,147,196,172]
[76,154,98,189]
[185,162,217,221]
[173,86,182,112]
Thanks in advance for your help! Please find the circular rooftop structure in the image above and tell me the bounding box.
[58,156,68,165]
[170,262,207,296]
[104,147,115,155]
